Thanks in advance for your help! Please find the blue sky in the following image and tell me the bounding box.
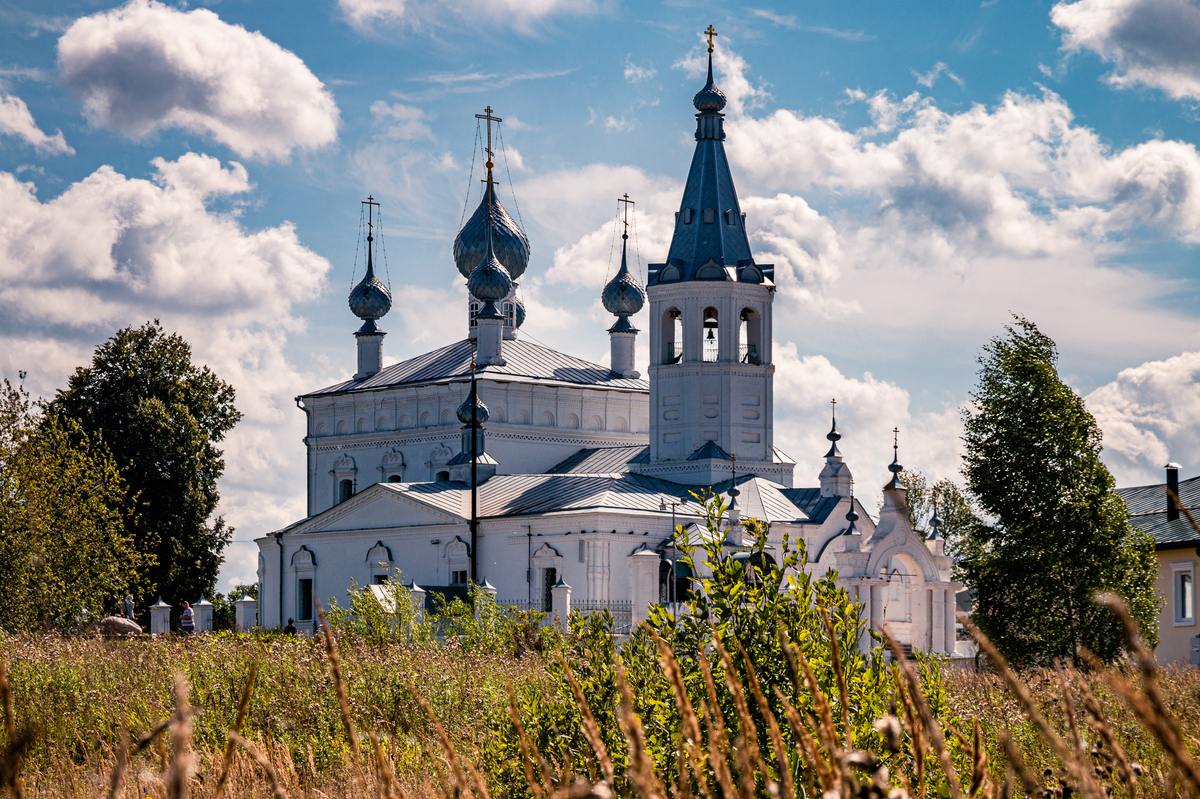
[3,0,1200,592]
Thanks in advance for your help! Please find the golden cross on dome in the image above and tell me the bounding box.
[618,192,635,233]
[362,194,379,234]
[475,105,502,169]
[705,24,718,54]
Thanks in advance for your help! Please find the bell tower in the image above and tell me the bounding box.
[635,27,793,487]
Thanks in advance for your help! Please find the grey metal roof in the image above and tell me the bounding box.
[1116,475,1200,549]
[689,441,733,461]
[546,445,649,474]
[307,338,648,397]
[781,487,844,526]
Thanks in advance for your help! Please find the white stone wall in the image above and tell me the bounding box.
[301,379,651,515]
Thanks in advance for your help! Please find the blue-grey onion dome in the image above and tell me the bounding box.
[513,294,526,328]
[846,504,859,523]
[693,56,727,113]
[824,413,843,458]
[468,248,513,302]
[457,392,490,425]
[602,236,647,317]
[453,184,530,280]
[927,506,943,540]
[348,237,392,321]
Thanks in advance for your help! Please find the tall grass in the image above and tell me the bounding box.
[1,596,1197,798]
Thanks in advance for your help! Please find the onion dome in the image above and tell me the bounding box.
[456,391,490,425]
[886,429,905,490]
[843,501,861,536]
[454,183,529,280]
[348,234,392,322]
[824,403,842,459]
[513,294,526,328]
[602,233,647,319]
[693,54,727,113]
[927,505,943,541]
[468,235,513,312]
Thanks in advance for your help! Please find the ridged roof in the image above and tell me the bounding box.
[546,445,650,474]
[308,338,648,397]
[781,487,845,526]
[1116,474,1200,549]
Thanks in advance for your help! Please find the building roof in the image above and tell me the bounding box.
[1116,474,1200,549]
[546,445,650,474]
[781,487,844,525]
[306,338,648,397]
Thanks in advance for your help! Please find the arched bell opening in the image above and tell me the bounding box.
[661,307,683,364]
[739,307,762,364]
[659,559,693,605]
[702,307,719,363]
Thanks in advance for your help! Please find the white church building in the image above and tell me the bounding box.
[255,40,960,655]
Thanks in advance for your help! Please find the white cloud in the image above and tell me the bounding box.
[604,115,633,131]
[913,61,965,89]
[0,93,73,155]
[0,153,332,591]
[624,56,656,83]
[772,343,965,502]
[1052,0,1200,100]
[369,100,435,141]
[1087,350,1200,487]
[57,0,339,161]
[338,0,601,32]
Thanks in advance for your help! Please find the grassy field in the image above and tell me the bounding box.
[1,608,1198,799]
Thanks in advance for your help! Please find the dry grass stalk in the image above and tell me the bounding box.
[315,599,361,771]
[819,606,853,750]
[229,732,288,799]
[506,684,547,799]
[0,659,25,799]
[415,686,471,798]
[734,638,795,799]
[1079,681,1138,797]
[968,719,987,799]
[648,632,709,799]
[557,654,615,785]
[696,651,738,799]
[709,635,759,799]
[958,614,1106,799]
[165,674,192,799]
[369,731,405,799]
[212,660,258,799]
[999,733,1041,799]
[615,659,664,799]
[879,622,965,799]
[1091,594,1200,796]
[104,728,129,799]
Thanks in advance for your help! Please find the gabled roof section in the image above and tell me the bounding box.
[688,441,732,461]
[307,338,648,397]
[546,445,650,475]
[1116,475,1200,549]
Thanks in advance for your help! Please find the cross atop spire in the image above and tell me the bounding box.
[618,193,635,235]
[362,194,379,237]
[705,24,718,53]
[475,106,502,169]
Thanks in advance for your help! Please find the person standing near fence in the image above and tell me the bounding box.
[180,601,194,634]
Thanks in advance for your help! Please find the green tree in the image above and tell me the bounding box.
[47,322,242,608]
[960,316,1158,666]
[0,377,143,631]
[898,468,979,558]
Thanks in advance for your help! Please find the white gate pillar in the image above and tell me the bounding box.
[551,578,572,630]
[194,595,214,633]
[944,588,958,655]
[627,545,661,624]
[930,587,946,654]
[150,597,171,636]
[235,594,257,631]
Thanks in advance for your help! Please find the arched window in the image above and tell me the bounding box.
[739,307,762,364]
[541,411,555,427]
[703,307,719,363]
[659,559,692,604]
[387,475,402,483]
[338,479,354,503]
[469,300,481,328]
[661,308,683,364]
[436,470,450,482]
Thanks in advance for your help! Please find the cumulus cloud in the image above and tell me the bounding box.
[57,0,339,161]
[624,57,656,83]
[772,343,965,501]
[338,0,601,32]
[1087,351,1200,486]
[0,153,332,589]
[0,93,73,155]
[1052,0,1200,100]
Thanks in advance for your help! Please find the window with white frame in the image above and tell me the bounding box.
[1173,562,1195,625]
